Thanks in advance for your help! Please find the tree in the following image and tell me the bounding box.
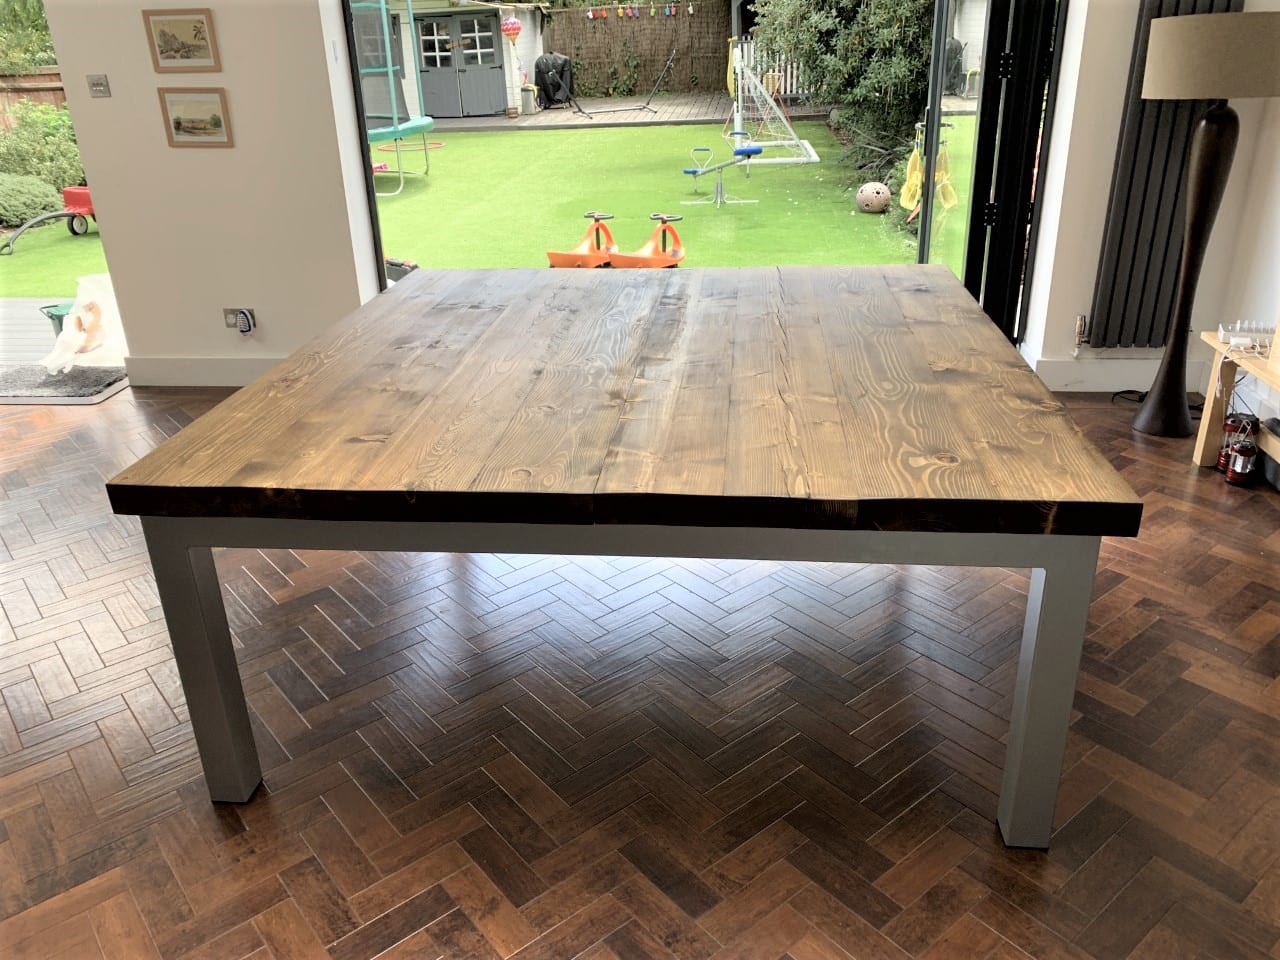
[751,0,933,180]
[0,0,56,75]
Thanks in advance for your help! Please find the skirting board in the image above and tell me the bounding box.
[124,356,281,387]
[1030,356,1211,394]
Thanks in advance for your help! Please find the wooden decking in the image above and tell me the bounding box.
[427,93,974,134]
[431,92,827,132]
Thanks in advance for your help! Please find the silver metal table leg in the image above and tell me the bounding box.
[142,517,261,802]
[997,535,1100,847]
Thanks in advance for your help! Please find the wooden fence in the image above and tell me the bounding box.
[543,4,731,97]
[736,40,808,101]
[0,68,66,129]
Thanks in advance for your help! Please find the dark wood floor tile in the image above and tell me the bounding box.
[620,834,721,921]
[155,876,288,960]
[959,848,1087,942]
[969,894,1095,960]
[863,754,955,822]
[328,884,454,960]
[473,785,559,862]
[787,841,901,928]
[702,781,802,856]
[874,827,975,909]
[1056,834,1151,919]
[782,733,881,802]
[880,865,989,954]
[868,788,965,861]
[1159,903,1273,960]
[704,716,798,780]
[611,876,720,960]
[1072,861,1176,960]
[300,815,379,899]
[353,842,470,922]
[701,820,807,897]
[441,862,537,956]
[250,898,330,960]
[1046,796,1132,873]
[636,727,725,794]
[459,824,546,908]
[508,895,628,960]
[697,858,809,947]
[277,855,360,944]
[520,850,636,931]
[554,741,650,805]
[784,801,893,882]
[426,906,504,960]
[788,884,912,960]
[1119,816,1256,902]
[605,918,681,960]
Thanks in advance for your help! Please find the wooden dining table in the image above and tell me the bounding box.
[107,265,1142,849]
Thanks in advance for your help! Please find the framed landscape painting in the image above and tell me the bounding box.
[143,8,221,72]
[158,87,233,148]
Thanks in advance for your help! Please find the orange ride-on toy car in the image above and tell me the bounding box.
[547,211,618,268]
[610,213,685,269]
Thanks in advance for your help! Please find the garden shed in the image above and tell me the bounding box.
[381,0,547,118]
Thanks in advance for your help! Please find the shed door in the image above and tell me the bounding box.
[416,14,505,118]
[453,16,505,116]
[417,17,461,118]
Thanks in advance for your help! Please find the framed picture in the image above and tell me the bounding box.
[158,87,233,148]
[143,8,221,72]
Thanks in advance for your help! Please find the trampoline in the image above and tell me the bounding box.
[353,0,435,196]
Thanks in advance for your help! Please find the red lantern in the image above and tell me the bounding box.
[501,16,522,46]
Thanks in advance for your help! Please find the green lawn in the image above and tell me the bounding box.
[1,220,107,298]
[0,117,975,297]
[375,120,970,273]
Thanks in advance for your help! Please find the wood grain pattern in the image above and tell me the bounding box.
[107,267,1142,537]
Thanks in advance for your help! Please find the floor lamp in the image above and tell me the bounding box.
[1131,11,1280,437]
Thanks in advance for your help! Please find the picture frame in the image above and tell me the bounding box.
[143,8,221,73]
[158,87,233,148]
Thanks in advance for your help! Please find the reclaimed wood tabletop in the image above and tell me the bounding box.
[108,265,1142,537]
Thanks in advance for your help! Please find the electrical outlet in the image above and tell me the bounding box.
[223,308,256,334]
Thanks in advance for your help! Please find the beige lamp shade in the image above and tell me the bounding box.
[1142,11,1280,100]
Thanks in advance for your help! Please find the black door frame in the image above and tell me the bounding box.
[955,0,1069,342]
[342,0,388,292]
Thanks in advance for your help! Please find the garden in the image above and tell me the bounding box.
[1,0,971,297]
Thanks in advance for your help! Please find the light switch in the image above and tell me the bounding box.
[86,75,111,98]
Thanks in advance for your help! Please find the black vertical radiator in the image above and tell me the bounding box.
[1088,0,1240,349]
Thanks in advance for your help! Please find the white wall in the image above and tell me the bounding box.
[45,0,380,386]
[955,0,987,72]
[1021,0,1272,396]
[1221,0,1280,422]
[1222,96,1280,421]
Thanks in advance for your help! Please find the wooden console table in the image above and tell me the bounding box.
[1192,330,1280,466]
[108,265,1142,849]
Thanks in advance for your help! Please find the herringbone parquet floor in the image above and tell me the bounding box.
[0,388,1277,960]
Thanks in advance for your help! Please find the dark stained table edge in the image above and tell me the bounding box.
[107,485,1142,538]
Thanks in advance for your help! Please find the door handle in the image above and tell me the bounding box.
[459,68,467,73]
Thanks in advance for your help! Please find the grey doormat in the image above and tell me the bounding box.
[0,363,128,404]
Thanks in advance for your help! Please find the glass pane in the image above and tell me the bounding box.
[458,19,495,66]
[418,21,451,68]
[926,0,985,277]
